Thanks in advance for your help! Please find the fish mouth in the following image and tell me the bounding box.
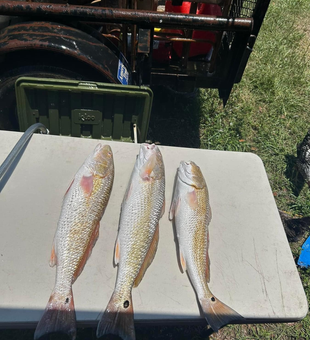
[140,143,158,163]
[142,143,156,150]
[178,161,193,184]
[178,161,205,189]
[180,161,193,176]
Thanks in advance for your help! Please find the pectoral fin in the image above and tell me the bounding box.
[49,242,57,267]
[114,236,120,266]
[179,248,186,273]
[140,155,156,180]
[64,179,74,197]
[80,174,94,197]
[169,197,180,221]
[187,190,198,210]
[124,183,133,202]
[133,224,159,287]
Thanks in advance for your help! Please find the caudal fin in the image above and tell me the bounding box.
[34,289,76,340]
[96,292,135,340]
[200,295,244,332]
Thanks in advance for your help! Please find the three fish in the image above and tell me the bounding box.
[34,144,242,340]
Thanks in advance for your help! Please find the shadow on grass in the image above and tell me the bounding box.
[147,86,202,148]
[284,154,305,197]
[279,210,310,243]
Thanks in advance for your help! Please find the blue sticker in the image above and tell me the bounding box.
[117,55,129,85]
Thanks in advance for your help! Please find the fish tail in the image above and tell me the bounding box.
[96,292,135,340]
[34,288,76,340]
[199,294,244,332]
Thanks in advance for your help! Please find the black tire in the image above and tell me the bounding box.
[0,51,109,130]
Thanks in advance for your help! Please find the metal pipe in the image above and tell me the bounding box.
[209,0,233,72]
[131,0,137,71]
[181,1,197,69]
[0,1,253,31]
[0,123,48,181]
[154,36,215,44]
[133,123,138,144]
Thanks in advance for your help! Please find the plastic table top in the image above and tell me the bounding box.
[0,131,307,328]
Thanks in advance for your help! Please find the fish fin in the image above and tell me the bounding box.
[206,202,212,225]
[169,197,180,221]
[124,183,133,202]
[80,174,94,197]
[49,242,57,267]
[96,292,135,340]
[160,199,165,218]
[64,179,74,197]
[114,236,120,266]
[187,190,198,210]
[34,289,76,340]
[179,248,186,273]
[139,154,156,180]
[133,224,159,288]
[199,295,244,332]
[206,230,210,283]
[72,221,100,283]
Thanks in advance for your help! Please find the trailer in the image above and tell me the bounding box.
[0,0,270,140]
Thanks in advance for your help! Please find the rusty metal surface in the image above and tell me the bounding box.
[209,0,232,72]
[154,36,214,43]
[138,28,151,54]
[0,21,127,84]
[0,1,253,31]
[181,2,197,69]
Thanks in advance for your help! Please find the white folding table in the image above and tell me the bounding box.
[0,131,307,328]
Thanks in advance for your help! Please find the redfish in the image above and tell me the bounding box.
[96,143,165,340]
[34,144,114,340]
[169,161,243,332]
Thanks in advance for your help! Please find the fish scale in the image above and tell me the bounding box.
[97,143,165,340]
[169,161,243,332]
[34,144,114,340]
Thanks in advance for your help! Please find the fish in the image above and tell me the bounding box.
[96,143,165,340]
[34,144,114,340]
[169,161,243,332]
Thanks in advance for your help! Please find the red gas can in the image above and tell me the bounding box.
[172,3,222,58]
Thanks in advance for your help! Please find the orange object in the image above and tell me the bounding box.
[172,3,222,58]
